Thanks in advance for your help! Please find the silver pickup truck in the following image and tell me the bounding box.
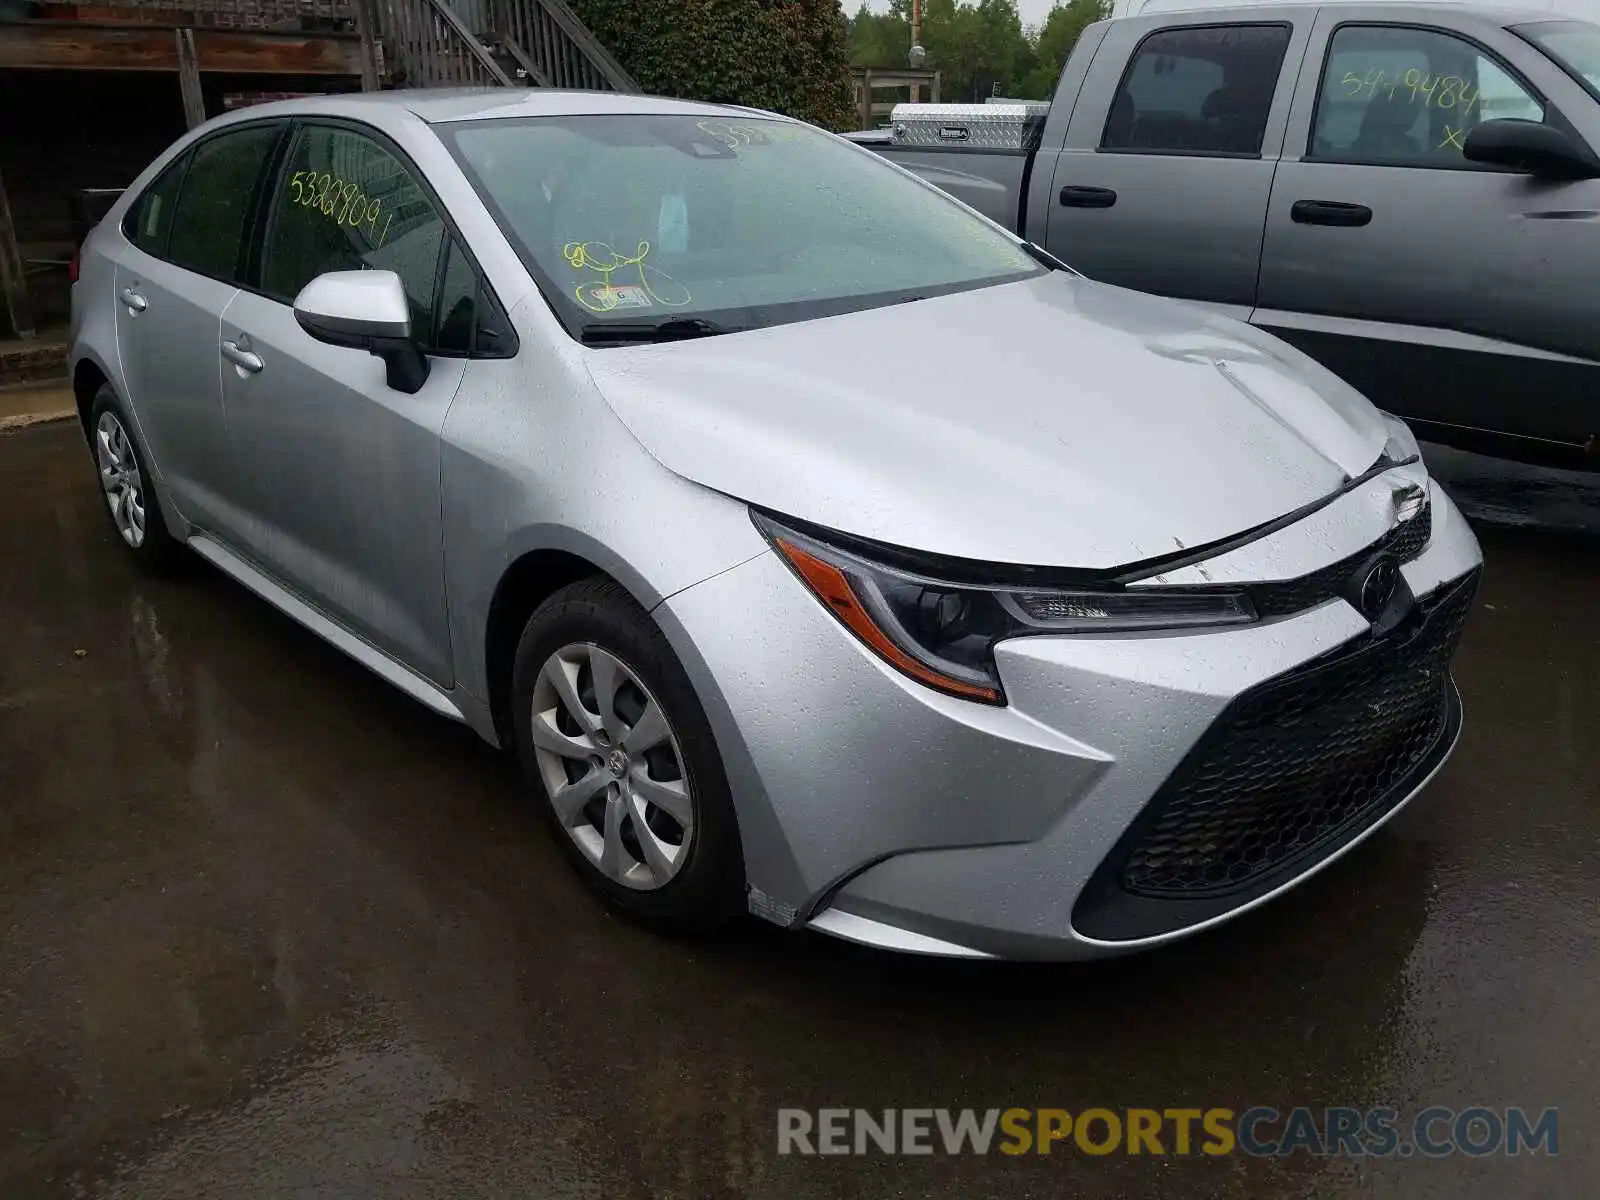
[856,3,1600,470]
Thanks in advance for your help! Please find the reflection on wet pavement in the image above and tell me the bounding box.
[2,424,1596,1198]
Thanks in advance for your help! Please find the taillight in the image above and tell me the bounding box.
[68,250,80,285]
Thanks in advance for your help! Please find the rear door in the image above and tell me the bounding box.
[112,122,284,530]
[1043,13,1309,315]
[1256,11,1600,461]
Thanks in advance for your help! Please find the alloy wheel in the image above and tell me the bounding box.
[529,642,695,890]
[95,411,146,548]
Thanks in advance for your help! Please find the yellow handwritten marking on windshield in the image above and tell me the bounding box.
[563,240,691,314]
[694,120,806,148]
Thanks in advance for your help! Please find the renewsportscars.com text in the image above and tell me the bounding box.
[777,1106,1558,1158]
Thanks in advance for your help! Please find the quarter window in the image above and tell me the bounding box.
[1101,24,1292,156]
[434,238,478,355]
[122,156,188,257]
[263,125,446,340]
[166,125,282,283]
[1310,26,1545,167]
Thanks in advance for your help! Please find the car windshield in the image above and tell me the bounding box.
[437,113,1043,339]
[1516,19,1600,100]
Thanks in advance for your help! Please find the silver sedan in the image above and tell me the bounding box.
[69,90,1483,959]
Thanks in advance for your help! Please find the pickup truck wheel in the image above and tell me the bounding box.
[511,577,745,933]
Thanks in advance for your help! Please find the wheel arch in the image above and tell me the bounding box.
[483,546,648,746]
[71,355,111,441]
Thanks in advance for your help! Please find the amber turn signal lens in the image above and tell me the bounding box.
[773,537,1003,704]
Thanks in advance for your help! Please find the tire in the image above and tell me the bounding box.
[511,576,745,933]
[87,385,187,572]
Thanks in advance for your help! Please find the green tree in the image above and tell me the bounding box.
[570,0,857,130]
[1016,0,1109,98]
[847,1,911,67]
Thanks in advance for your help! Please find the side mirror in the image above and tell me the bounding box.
[293,269,430,394]
[1462,119,1598,180]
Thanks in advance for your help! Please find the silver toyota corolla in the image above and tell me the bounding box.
[70,89,1483,960]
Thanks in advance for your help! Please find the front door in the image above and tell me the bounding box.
[112,124,283,531]
[1043,18,1303,313]
[218,121,464,687]
[1256,17,1600,461]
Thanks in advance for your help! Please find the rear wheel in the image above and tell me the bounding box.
[88,385,185,571]
[511,577,744,932]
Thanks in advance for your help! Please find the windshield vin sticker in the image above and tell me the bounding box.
[584,284,652,310]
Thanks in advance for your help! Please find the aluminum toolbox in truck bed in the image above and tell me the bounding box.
[888,102,1051,151]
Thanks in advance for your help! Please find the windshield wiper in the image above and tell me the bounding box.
[579,317,746,345]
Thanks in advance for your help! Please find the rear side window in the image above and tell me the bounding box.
[166,124,283,283]
[122,156,188,257]
[262,124,446,341]
[1101,24,1292,156]
[1310,25,1546,167]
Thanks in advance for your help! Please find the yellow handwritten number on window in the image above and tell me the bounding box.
[286,170,395,248]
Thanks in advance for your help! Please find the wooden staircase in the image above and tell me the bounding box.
[368,0,637,92]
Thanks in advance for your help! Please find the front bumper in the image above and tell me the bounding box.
[656,479,1483,960]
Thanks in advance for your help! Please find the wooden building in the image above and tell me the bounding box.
[0,0,635,341]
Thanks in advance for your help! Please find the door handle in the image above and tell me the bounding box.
[1291,200,1373,227]
[1059,185,1118,209]
[221,340,264,373]
[119,287,147,313]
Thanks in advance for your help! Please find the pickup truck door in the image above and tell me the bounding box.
[1255,10,1600,463]
[1041,12,1312,314]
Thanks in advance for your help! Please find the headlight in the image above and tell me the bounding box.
[1379,412,1421,467]
[755,514,1257,705]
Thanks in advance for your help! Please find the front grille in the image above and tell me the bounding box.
[1117,567,1478,900]
[1250,502,1431,618]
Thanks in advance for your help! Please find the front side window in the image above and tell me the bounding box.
[1101,24,1292,156]
[1310,25,1545,167]
[262,125,446,340]
[122,155,188,258]
[167,125,282,282]
[440,114,1042,338]
[1516,19,1600,101]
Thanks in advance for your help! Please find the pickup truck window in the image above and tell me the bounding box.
[441,115,1043,338]
[1309,25,1544,168]
[1517,20,1600,103]
[1101,24,1291,157]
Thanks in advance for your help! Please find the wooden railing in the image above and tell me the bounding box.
[364,0,635,92]
[485,0,635,91]
[369,0,511,86]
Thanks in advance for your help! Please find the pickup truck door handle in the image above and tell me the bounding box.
[1059,185,1118,209]
[221,339,264,373]
[1291,200,1373,227]
[119,287,147,313]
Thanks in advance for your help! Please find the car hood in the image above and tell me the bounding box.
[582,273,1391,570]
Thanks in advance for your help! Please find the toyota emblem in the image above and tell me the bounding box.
[1359,555,1402,619]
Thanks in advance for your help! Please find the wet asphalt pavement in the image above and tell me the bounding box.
[2,421,1596,1199]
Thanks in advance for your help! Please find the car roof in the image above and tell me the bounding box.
[1121,0,1581,25]
[211,88,778,127]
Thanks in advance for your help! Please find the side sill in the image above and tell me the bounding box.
[186,533,468,725]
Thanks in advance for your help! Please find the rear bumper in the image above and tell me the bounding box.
[659,481,1483,960]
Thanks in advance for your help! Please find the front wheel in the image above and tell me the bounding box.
[510,577,745,932]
